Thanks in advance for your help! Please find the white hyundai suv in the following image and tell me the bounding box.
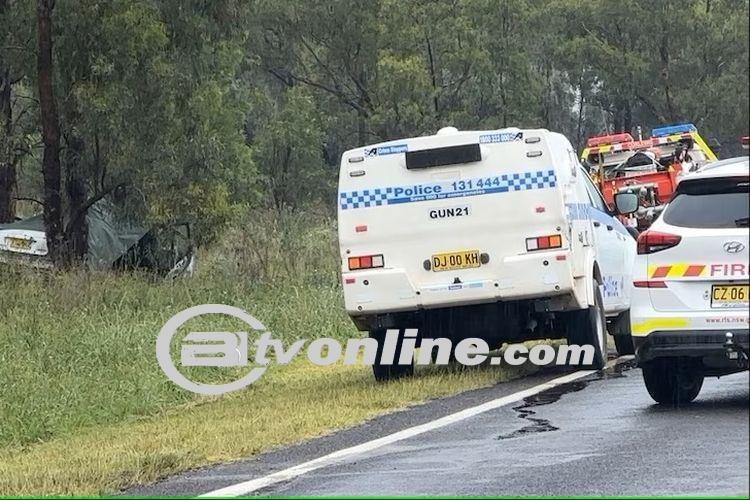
[615,156,749,405]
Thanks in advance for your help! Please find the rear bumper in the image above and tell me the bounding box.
[634,330,749,372]
[630,288,750,336]
[342,250,577,315]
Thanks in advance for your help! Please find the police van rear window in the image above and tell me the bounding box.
[405,143,481,170]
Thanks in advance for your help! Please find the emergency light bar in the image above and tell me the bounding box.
[405,143,481,170]
[585,133,634,148]
[651,123,696,137]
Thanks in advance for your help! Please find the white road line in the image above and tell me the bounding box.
[201,358,624,497]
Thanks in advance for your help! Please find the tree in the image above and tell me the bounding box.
[36,0,63,264]
[0,0,36,223]
[0,38,17,222]
[248,86,328,210]
[6,0,748,270]
[250,0,381,146]
[28,0,258,266]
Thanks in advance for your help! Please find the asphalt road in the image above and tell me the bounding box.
[127,361,749,497]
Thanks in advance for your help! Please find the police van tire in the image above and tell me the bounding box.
[642,359,703,405]
[370,329,415,382]
[565,282,607,370]
[613,310,635,355]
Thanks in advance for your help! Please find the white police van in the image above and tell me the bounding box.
[338,127,636,380]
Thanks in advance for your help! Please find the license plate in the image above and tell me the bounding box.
[711,284,749,308]
[431,249,480,272]
[6,237,32,251]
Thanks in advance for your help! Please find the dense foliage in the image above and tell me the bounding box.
[0,0,748,264]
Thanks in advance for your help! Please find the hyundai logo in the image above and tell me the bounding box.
[723,241,746,253]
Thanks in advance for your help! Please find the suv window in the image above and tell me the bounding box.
[580,168,609,212]
[663,177,749,228]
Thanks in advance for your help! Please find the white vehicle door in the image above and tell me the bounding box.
[580,169,630,312]
[564,152,595,279]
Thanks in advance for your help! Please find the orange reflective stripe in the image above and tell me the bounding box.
[652,266,671,278]
[648,263,709,279]
[684,265,706,277]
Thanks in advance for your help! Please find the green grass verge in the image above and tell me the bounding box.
[0,211,537,495]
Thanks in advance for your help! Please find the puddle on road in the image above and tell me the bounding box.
[497,380,588,439]
[496,359,636,440]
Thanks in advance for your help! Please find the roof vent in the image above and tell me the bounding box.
[436,126,459,136]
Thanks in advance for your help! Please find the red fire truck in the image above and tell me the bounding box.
[581,123,718,230]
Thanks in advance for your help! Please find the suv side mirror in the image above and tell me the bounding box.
[614,192,639,215]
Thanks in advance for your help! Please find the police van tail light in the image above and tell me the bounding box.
[637,230,681,254]
[526,234,562,252]
[348,254,384,270]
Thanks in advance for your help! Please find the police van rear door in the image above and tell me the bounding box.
[338,129,567,297]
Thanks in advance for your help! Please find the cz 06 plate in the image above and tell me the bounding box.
[711,284,749,308]
[431,249,480,272]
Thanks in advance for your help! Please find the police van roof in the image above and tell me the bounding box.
[350,127,548,153]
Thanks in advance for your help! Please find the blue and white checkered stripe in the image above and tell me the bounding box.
[503,170,556,190]
[339,187,394,209]
[340,169,556,210]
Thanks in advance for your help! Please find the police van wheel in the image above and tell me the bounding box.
[612,311,635,356]
[642,359,703,405]
[370,329,414,382]
[565,282,607,370]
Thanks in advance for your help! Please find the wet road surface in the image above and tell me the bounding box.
[127,362,749,497]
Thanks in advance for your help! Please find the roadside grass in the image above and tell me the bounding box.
[0,208,538,495]
[0,359,534,496]
[0,208,343,448]
[0,267,353,448]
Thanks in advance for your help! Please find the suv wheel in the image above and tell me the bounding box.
[370,329,415,382]
[642,358,703,405]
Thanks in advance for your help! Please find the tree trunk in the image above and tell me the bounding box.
[63,134,88,264]
[425,36,440,117]
[356,68,368,146]
[0,73,16,223]
[612,98,633,133]
[0,163,16,223]
[36,0,63,265]
[575,77,585,152]
[612,105,622,132]
[659,32,675,121]
[0,0,16,223]
[623,100,633,133]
